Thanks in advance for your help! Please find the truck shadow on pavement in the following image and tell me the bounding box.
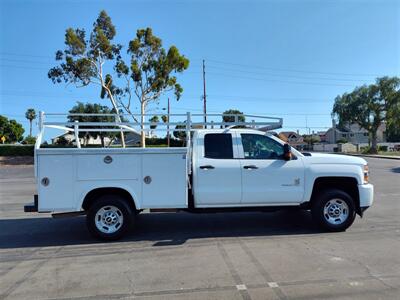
[391,167,400,173]
[0,210,321,249]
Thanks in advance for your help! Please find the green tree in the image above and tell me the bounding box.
[332,77,400,153]
[173,123,187,145]
[48,10,189,148]
[22,135,36,145]
[381,78,400,142]
[303,135,320,145]
[0,115,25,143]
[68,102,123,147]
[149,115,159,130]
[55,135,71,146]
[222,109,245,124]
[149,115,159,137]
[25,108,36,137]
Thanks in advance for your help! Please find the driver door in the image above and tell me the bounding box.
[238,133,305,205]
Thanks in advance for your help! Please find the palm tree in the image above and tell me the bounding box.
[25,108,36,137]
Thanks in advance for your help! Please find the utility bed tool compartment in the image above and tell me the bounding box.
[141,151,188,208]
[37,154,75,211]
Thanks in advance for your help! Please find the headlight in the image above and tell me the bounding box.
[363,165,369,184]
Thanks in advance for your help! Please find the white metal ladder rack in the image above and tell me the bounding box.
[35,111,283,150]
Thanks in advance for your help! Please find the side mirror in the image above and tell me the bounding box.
[283,143,292,161]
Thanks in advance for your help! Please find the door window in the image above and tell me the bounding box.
[241,134,284,159]
[204,134,233,159]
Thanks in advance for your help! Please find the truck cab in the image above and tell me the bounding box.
[192,129,306,207]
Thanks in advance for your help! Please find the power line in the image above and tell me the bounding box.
[0,52,55,60]
[206,65,371,83]
[207,72,356,87]
[0,58,54,65]
[0,64,50,71]
[205,58,382,77]
[169,106,330,116]
[206,94,331,101]
[0,94,336,105]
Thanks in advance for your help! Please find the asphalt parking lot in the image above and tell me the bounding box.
[0,157,399,300]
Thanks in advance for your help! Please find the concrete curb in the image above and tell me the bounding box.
[345,153,400,160]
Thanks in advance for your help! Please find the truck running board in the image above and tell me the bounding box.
[149,208,179,213]
[52,211,86,218]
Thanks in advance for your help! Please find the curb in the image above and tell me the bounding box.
[345,153,400,160]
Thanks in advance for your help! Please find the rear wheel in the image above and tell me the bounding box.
[86,195,134,240]
[311,189,356,232]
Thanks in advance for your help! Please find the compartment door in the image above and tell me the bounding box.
[38,155,74,211]
[142,153,187,208]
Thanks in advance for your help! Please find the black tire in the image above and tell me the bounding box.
[311,189,356,232]
[86,195,134,241]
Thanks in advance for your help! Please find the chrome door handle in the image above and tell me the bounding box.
[200,165,215,170]
[243,165,258,169]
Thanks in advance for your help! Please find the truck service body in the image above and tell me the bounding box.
[25,112,374,240]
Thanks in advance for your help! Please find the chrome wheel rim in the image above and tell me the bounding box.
[95,205,123,234]
[323,199,349,225]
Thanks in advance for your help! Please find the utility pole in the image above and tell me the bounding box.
[167,97,170,147]
[202,59,207,128]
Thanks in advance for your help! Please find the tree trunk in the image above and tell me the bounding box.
[140,101,146,148]
[29,120,32,137]
[104,86,126,148]
[370,130,378,154]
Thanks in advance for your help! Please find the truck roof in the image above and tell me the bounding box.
[194,128,274,134]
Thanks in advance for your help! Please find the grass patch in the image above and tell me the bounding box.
[377,151,400,156]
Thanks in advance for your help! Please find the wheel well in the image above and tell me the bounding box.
[82,187,137,212]
[309,177,360,214]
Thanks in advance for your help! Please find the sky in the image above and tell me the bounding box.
[0,0,399,139]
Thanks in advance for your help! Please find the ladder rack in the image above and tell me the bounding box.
[35,111,283,149]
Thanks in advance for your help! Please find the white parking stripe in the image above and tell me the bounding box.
[236,284,247,290]
[268,282,279,288]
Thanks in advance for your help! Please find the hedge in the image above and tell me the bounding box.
[0,145,34,156]
[0,138,185,156]
[145,137,184,147]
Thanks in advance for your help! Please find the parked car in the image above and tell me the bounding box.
[25,113,373,240]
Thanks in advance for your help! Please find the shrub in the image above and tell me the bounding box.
[361,146,371,154]
[378,145,388,152]
[145,137,183,147]
[22,136,37,145]
[0,145,34,156]
[336,138,348,144]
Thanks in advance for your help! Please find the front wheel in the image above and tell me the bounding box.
[311,189,356,232]
[86,195,134,240]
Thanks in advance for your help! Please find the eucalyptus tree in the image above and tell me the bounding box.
[48,10,189,147]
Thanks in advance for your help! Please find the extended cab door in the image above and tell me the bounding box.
[193,132,242,207]
[238,133,305,205]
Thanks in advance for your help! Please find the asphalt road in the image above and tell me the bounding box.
[0,158,399,300]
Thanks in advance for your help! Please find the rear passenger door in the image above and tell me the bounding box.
[194,133,242,207]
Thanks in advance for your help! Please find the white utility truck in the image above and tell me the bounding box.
[24,112,373,240]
